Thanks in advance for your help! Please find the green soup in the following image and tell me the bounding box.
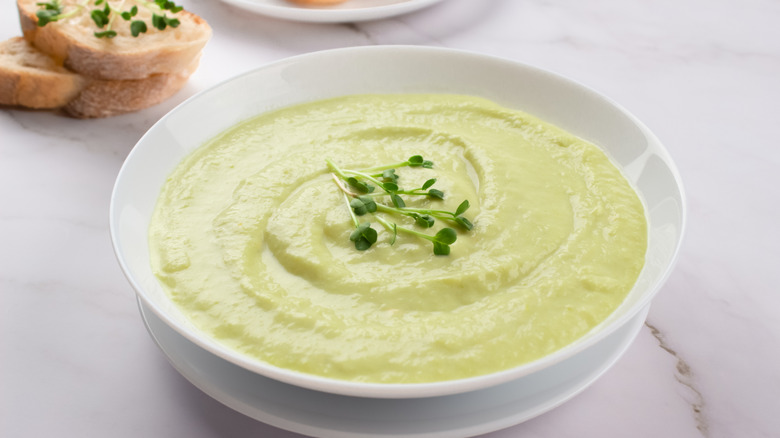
[149,94,647,383]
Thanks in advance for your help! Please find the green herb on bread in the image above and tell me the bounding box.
[35,0,185,38]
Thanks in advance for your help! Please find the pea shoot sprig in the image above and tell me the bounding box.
[327,156,473,255]
[35,0,184,39]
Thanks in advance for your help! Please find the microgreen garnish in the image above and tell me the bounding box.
[349,196,377,216]
[380,169,399,183]
[151,12,180,31]
[129,19,147,36]
[35,0,185,38]
[35,0,80,26]
[346,177,374,194]
[327,156,474,255]
[374,216,458,255]
[90,7,109,28]
[341,193,378,251]
[412,213,435,228]
[349,222,378,251]
[120,5,137,20]
[408,155,434,168]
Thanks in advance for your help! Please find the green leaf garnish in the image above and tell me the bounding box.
[121,6,138,20]
[36,9,60,26]
[35,0,64,26]
[327,156,474,255]
[36,0,185,38]
[152,13,180,30]
[432,242,450,256]
[391,194,405,208]
[94,29,117,38]
[349,222,377,251]
[411,213,435,228]
[434,227,457,245]
[427,189,444,200]
[407,155,434,169]
[454,216,474,231]
[430,228,457,255]
[155,0,183,13]
[91,9,109,27]
[381,169,399,183]
[347,177,374,193]
[37,0,62,10]
[152,13,166,30]
[407,155,433,168]
[350,196,377,216]
[130,20,147,36]
[455,200,470,217]
[382,182,399,192]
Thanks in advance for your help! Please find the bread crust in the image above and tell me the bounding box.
[0,36,85,108]
[65,56,198,118]
[17,0,211,80]
[1,36,196,117]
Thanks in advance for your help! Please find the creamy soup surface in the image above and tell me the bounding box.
[149,94,647,383]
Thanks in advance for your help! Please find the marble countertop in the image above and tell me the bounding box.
[2,0,778,437]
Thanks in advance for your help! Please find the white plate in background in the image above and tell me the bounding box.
[219,0,447,23]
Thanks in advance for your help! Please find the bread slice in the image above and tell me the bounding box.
[0,36,85,108]
[1,36,197,118]
[17,0,211,80]
[65,55,198,118]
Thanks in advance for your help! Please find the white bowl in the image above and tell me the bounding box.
[110,46,686,399]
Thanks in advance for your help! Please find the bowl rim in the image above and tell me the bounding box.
[109,45,687,399]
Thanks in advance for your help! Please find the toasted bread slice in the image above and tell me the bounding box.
[1,37,197,118]
[18,0,211,80]
[65,55,198,118]
[0,36,85,108]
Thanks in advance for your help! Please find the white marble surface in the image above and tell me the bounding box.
[1,0,778,437]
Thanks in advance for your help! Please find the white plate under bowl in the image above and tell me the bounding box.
[219,0,447,23]
[140,298,649,437]
[110,46,686,399]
